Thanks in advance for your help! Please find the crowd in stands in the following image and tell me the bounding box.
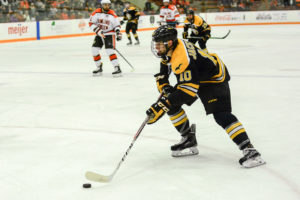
[218,0,299,12]
[0,0,125,23]
[0,0,299,23]
[144,0,196,15]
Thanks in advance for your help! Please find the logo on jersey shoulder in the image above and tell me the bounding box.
[175,63,182,71]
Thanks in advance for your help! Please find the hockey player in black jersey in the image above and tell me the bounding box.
[183,10,211,53]
[146,25,265,168]
[121,2,140,45]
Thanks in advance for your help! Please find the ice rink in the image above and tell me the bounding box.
[0,24,300,200]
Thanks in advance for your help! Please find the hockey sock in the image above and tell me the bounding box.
[127,34,132,42]
[213,112,251,150]
[169,108,190,136]
[92,47,102,67]
[133,33,139,41]
[93,54,101,67]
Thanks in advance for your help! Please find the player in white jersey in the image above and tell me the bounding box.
[159,0,180,27]
[89,0,122,77]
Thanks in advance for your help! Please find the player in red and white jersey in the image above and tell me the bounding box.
[89,0,122,77]
[159,0,180,27]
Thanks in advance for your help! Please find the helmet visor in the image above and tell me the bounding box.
[151,41,168,58]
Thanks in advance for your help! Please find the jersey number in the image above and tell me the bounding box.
[179,70,192,82]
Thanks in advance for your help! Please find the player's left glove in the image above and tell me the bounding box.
[146,96,171,124]
[116,29,122,41]
[120,20,124,25]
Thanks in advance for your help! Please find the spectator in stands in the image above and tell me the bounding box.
[144,0,154,15]
[0,11,6,23]
[283,0,290,7]
[19,0,30,10]
[23,10,31,21]
[270,0,278,9]
[60,7,69,19]
[9,12,18,22]
[69,9,76,19]
[29,3,38,21]
[48,3,58,19]
[35,0,46,20]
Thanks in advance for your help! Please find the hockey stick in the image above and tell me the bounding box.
[85,93,163,183]
[188,30,231,40]
[115,48,135,72]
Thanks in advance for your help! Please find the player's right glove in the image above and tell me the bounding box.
[94,26,105,38]
[146,96,171,124]
[182,31,188,39]
[120,20,124,25]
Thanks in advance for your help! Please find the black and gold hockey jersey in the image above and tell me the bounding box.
[184,15,211,37]
[156,39,230,104]
[123,6,140,23]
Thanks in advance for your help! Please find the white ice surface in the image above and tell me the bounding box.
[0,25,300,200]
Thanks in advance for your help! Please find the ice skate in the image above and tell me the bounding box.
[127,41,132,45]
[93,63,103,76]
[171,124,199,157]
[134,41,140,45]
[239,148,265,168]
[112,66,122,77]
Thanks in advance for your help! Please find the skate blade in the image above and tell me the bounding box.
[241,156,266,168]
[172,146,199,157]
[112,73,122,78]
[93,72,103,77]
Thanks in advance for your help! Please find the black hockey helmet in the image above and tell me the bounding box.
[186,9,195,16]
[151,25,178,58]
[152,25,177,43]
[186,9,195,23]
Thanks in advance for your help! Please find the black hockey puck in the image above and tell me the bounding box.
[82,183,92,188]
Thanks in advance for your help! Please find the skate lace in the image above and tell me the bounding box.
[243,148,257,158]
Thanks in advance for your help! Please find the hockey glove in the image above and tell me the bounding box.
[182,32,188,39]
[120,20,125,25]
[116,30,122,41]
[154,73,170,93]
[94,27,105,38]
[146,96,171,124]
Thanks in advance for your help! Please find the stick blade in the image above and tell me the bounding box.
[85,171,111,183]
[222,30,231,39]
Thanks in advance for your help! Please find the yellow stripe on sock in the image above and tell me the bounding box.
[170,110,184,121]
[226,122,242,133]
[230,128,245,139]
[174,117,188,127]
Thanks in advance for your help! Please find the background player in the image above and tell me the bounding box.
[183,10,211,53]
[146,25,265,168]
[159,0,180,27]
[121,2,140,45]
[89,0,122,77]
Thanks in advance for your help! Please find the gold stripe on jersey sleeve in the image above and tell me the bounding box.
[157,83,168,93]
[180,83,200,90]
[177,86,197,97]
[170,39,190,74]
[161,59,168,65]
